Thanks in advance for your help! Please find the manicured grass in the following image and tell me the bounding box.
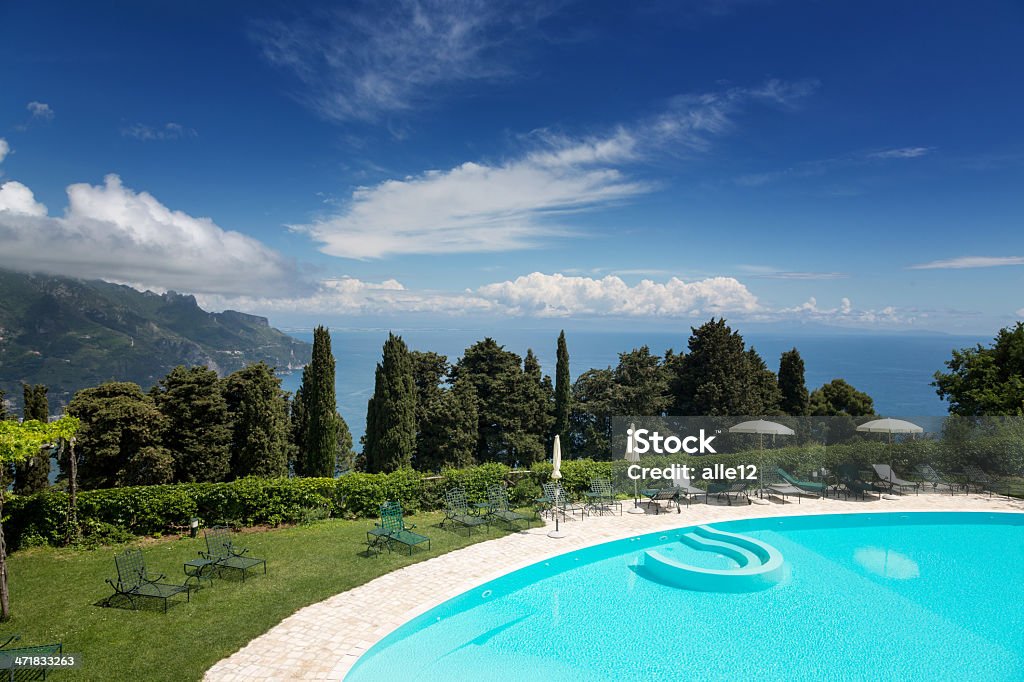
[1,512,518,681]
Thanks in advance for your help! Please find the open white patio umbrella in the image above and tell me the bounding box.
[729,420,795,497]
[625,423,646,514]
[856,418,923,443]
[548,435,566,538]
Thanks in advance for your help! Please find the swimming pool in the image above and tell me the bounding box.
[346,512,1024,681]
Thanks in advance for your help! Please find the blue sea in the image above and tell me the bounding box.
[280,330,984,445]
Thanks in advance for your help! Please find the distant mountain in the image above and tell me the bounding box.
[0,269,311,413]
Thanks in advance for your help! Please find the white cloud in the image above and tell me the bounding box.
[198,276,497,316]
[197,271,928,330]
[299,80,815,259]
[476,272,761,317]
[909,256,1024,270]
[0,174,300,296]
[0,181,48,216]
[122,122,197,141]
[27,101,54,120]
[0,138,9,164]
[296,139,650,259]
[772,296,914,325]
[251,1,552,123]
[867,146,932,159]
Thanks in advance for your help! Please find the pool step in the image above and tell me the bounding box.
[642,525,785,592]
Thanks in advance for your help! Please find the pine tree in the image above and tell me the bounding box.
[417,376,478,471]
[303,326,339,477]
[224,362,291,478]
[14,384,51,494]
[778,348,810,416]
[363,333,417,472]
[746,348,782,415]
[152,366,232,482]
[671,318,764,415]
[553,331,571,446]
[515,349,554,465]
[67,382,173,488]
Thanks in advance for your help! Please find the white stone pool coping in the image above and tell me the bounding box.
[204,493,1024,681]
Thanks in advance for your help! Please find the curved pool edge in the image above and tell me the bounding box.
[201,495,1024,681]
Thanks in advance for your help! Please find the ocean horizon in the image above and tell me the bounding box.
[280,329,985,445]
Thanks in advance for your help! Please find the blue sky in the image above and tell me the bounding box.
[1,0,1023,334]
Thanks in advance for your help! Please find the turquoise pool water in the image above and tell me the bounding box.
[346,512,1024,681]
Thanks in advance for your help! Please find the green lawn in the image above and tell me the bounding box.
[1,512,518,681]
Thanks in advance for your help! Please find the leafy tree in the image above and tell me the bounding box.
[224,362,291,478]
[0,416,79,620]
[152,366,232,482]
[809,379,876,416]
[934,322,1024,415]
[302,326,338,477]
[67,382,173,488]
[14,384,50,494]
[778,348,810,416]
[364,333,417,472]
[417,376,478,471]
[553,331,571,445]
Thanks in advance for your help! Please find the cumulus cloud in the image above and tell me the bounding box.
[251,0,553,123]
[909,256,1024,270]
[0,138,9,164]
[121,122,197,141]
[476,272,761,317]
[27,101,54,120]
[773,296,914,325]
[299,80,815,259]
[0,174,300,296]
[0,181,48,216]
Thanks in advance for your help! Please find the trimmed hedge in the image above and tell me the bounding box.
[5,434,1021,550]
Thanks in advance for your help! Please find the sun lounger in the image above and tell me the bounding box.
[914,464,963,494]
[872,464,920,495]
[777,467,827,498]
[486,484,533,530]
[837,463,883,500]
[705,480,751,505]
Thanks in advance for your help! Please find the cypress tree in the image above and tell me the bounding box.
[14,384,51,494]
[553,331,571,445]
[152,366,232,482]
[303,326,338,478]
[363,333,417,472]
[289,381,308,475]
[224,362,291,478]
[0,389,7,421]
[778,348,810,416]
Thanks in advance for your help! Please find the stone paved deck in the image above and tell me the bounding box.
[204,492,1024,681]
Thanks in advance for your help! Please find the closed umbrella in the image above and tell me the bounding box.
[549,435,566,538]
[625,423,646,514]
